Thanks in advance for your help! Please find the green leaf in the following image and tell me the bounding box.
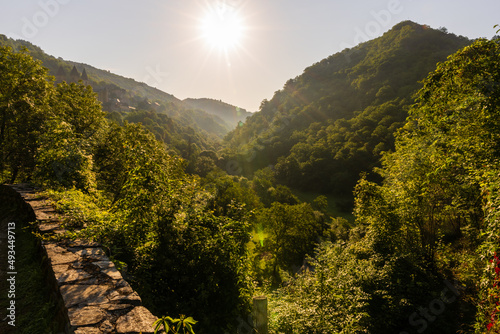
[153,316,171,334]
[176,321,182,333]
[185,322,195,334]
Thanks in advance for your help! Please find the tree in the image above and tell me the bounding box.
[52,81,105,140]
[352,38,500,332]
[257,202,324,282]
[34,119,96,190]
[269,243,371,334]
[94,121,182,205]
[202,169,260,220]
[0,46,53,182]
[34,82,105,190]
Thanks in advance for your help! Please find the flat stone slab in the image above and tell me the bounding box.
[109,289,142,306]
[64,239,101,248]
[33,206,58,221]
[116,306,157,334]
[93,260,123,280]
[74,327,103,334]
[39,222,62,233]
[72,247,108,261]
[45,243,80,265]
[60,284,113,307]
[68,306,107,327]
[52,264,93,284]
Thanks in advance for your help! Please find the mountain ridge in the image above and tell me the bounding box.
[0,34,248,136]
[222,20,472,198]
[183,97,252,129]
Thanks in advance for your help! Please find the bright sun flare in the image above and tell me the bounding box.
[200,3,244,50]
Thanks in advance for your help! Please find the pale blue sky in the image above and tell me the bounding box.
[0,0,499,111]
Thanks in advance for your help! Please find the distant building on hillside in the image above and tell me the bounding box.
[69,65,80,82]
[55,65,89,84]
[55,65,66,83]
[80,68,89,85]
[96,87,109,104]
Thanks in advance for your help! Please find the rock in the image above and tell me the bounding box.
[59,284,113,307]
[115,279,132,288]
[64,239,102,248]
[73,327,103,334]
[99,319,115,332]
[68,306,107,327]
[38,222,62,233]
[101,303,134,312]
[71,247,109,261]
[45,243,80,265]
[52,265,93,284]
[93,260,123,280]
[109,289,142,306]
[116,306,157,334]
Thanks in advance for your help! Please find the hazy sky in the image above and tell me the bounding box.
[0,0,499,111]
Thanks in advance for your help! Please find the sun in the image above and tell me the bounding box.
[200,3,244,51]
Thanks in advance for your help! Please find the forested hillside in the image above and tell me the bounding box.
[0,34,239,156]
[0,35,180,104]
[223,21,471,199]
[261,36,500,333]
[184,97,252,129]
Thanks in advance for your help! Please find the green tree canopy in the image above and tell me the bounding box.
[0,46,53,182]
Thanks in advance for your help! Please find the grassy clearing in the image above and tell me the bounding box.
[291,190,354,222]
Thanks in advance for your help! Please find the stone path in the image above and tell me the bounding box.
[9,184,160,334]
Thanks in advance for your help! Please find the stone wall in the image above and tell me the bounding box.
[8,184,160,334]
